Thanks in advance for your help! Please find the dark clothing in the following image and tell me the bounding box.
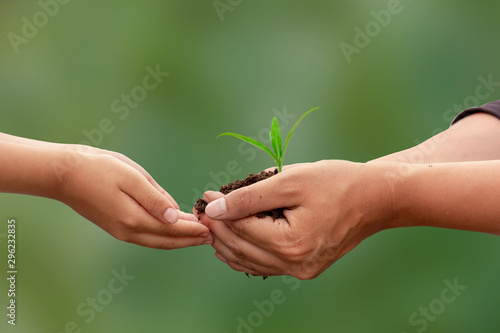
[452,100,500,124]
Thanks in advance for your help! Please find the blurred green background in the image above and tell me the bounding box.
[1,0,500,332]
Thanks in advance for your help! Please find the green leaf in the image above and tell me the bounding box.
[282,107,320,161]
[217,107,319,174]
[217,132,280,166]
[269,117,282,161]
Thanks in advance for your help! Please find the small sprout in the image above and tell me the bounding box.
[217,107,319,172]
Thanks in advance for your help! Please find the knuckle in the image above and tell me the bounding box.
[279,172,300,195]
[227,220,244,236]
[146,191,164,215]
[112,229,132,243]
[163,224,182,237]
[226,239,244,260]
[121,217,141,231]
[280,245,308,263]
[153,221,178,237]
[98,153,118,166]
[278,231,311,263]
[226,260,251,274]
[158,239,176,250]
[290,253,323,280]
[228,263,245,273]
[293,270,318,280]
[235,187,253,216]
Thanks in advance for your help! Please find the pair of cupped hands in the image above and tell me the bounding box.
[63,146,391,280]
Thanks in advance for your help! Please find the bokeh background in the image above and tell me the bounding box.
[1,0,500,332]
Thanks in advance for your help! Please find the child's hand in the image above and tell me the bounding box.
[67,144,179,206]
[56,149,213,249]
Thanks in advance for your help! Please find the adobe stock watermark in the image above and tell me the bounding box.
[51,64,169,182]
[340,0,414,64]
[81,64,169,147]
[226,238,343,332]
[227,276,301,333]
[48,267,135,333]
[7,0,73,54]
[180,106,296,213]
[400,277,467,333]
[6,218,17,326]
[213,0,245,21]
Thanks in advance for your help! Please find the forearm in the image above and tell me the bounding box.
[390,161,500,235]
[371,113,500,164]
[0,141,69,198]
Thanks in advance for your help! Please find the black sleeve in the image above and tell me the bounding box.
[451,100,500,125]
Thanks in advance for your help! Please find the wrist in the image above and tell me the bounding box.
[360,162,403,232]
[0,142,80,200]
[49,148,86,201]
[370,162,431,230]
[319,160,397,236]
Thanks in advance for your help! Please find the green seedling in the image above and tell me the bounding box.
[217,107,319,172]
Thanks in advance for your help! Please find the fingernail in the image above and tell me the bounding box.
[163,208,178,224]
[206,198,227,218]
[200,233,209,237]
[215,253,228,264]
[203,192,211,202]
[203,240,213,245]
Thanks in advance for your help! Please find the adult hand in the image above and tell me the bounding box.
[199,160,395,279]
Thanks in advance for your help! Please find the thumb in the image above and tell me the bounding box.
[204,171,297,220]
[123,176,179,224]
[203,190,225,203]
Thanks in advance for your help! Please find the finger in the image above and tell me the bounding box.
[202,164,304,211]
[155,186,180,210]
[137,217,211,238]
[201,199,305,257]
[206,217,284,271]
[204,171,301,220]
[122,193,211,237]
[140,172,179,210]
[106,151,180,210]
[122,174,180,224]
[203,190,224,203]
[224,214,292,251]
[179,211,199,222]
[100,150,149,177]
[214,252,268,276]
[196,191,223,222]
[130,233,213,250]
[200,212,281,250]
[193,206,201,220]
[145,177,180,210]
[212,236,282,276]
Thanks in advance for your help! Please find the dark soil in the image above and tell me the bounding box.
[194,168,286,221]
